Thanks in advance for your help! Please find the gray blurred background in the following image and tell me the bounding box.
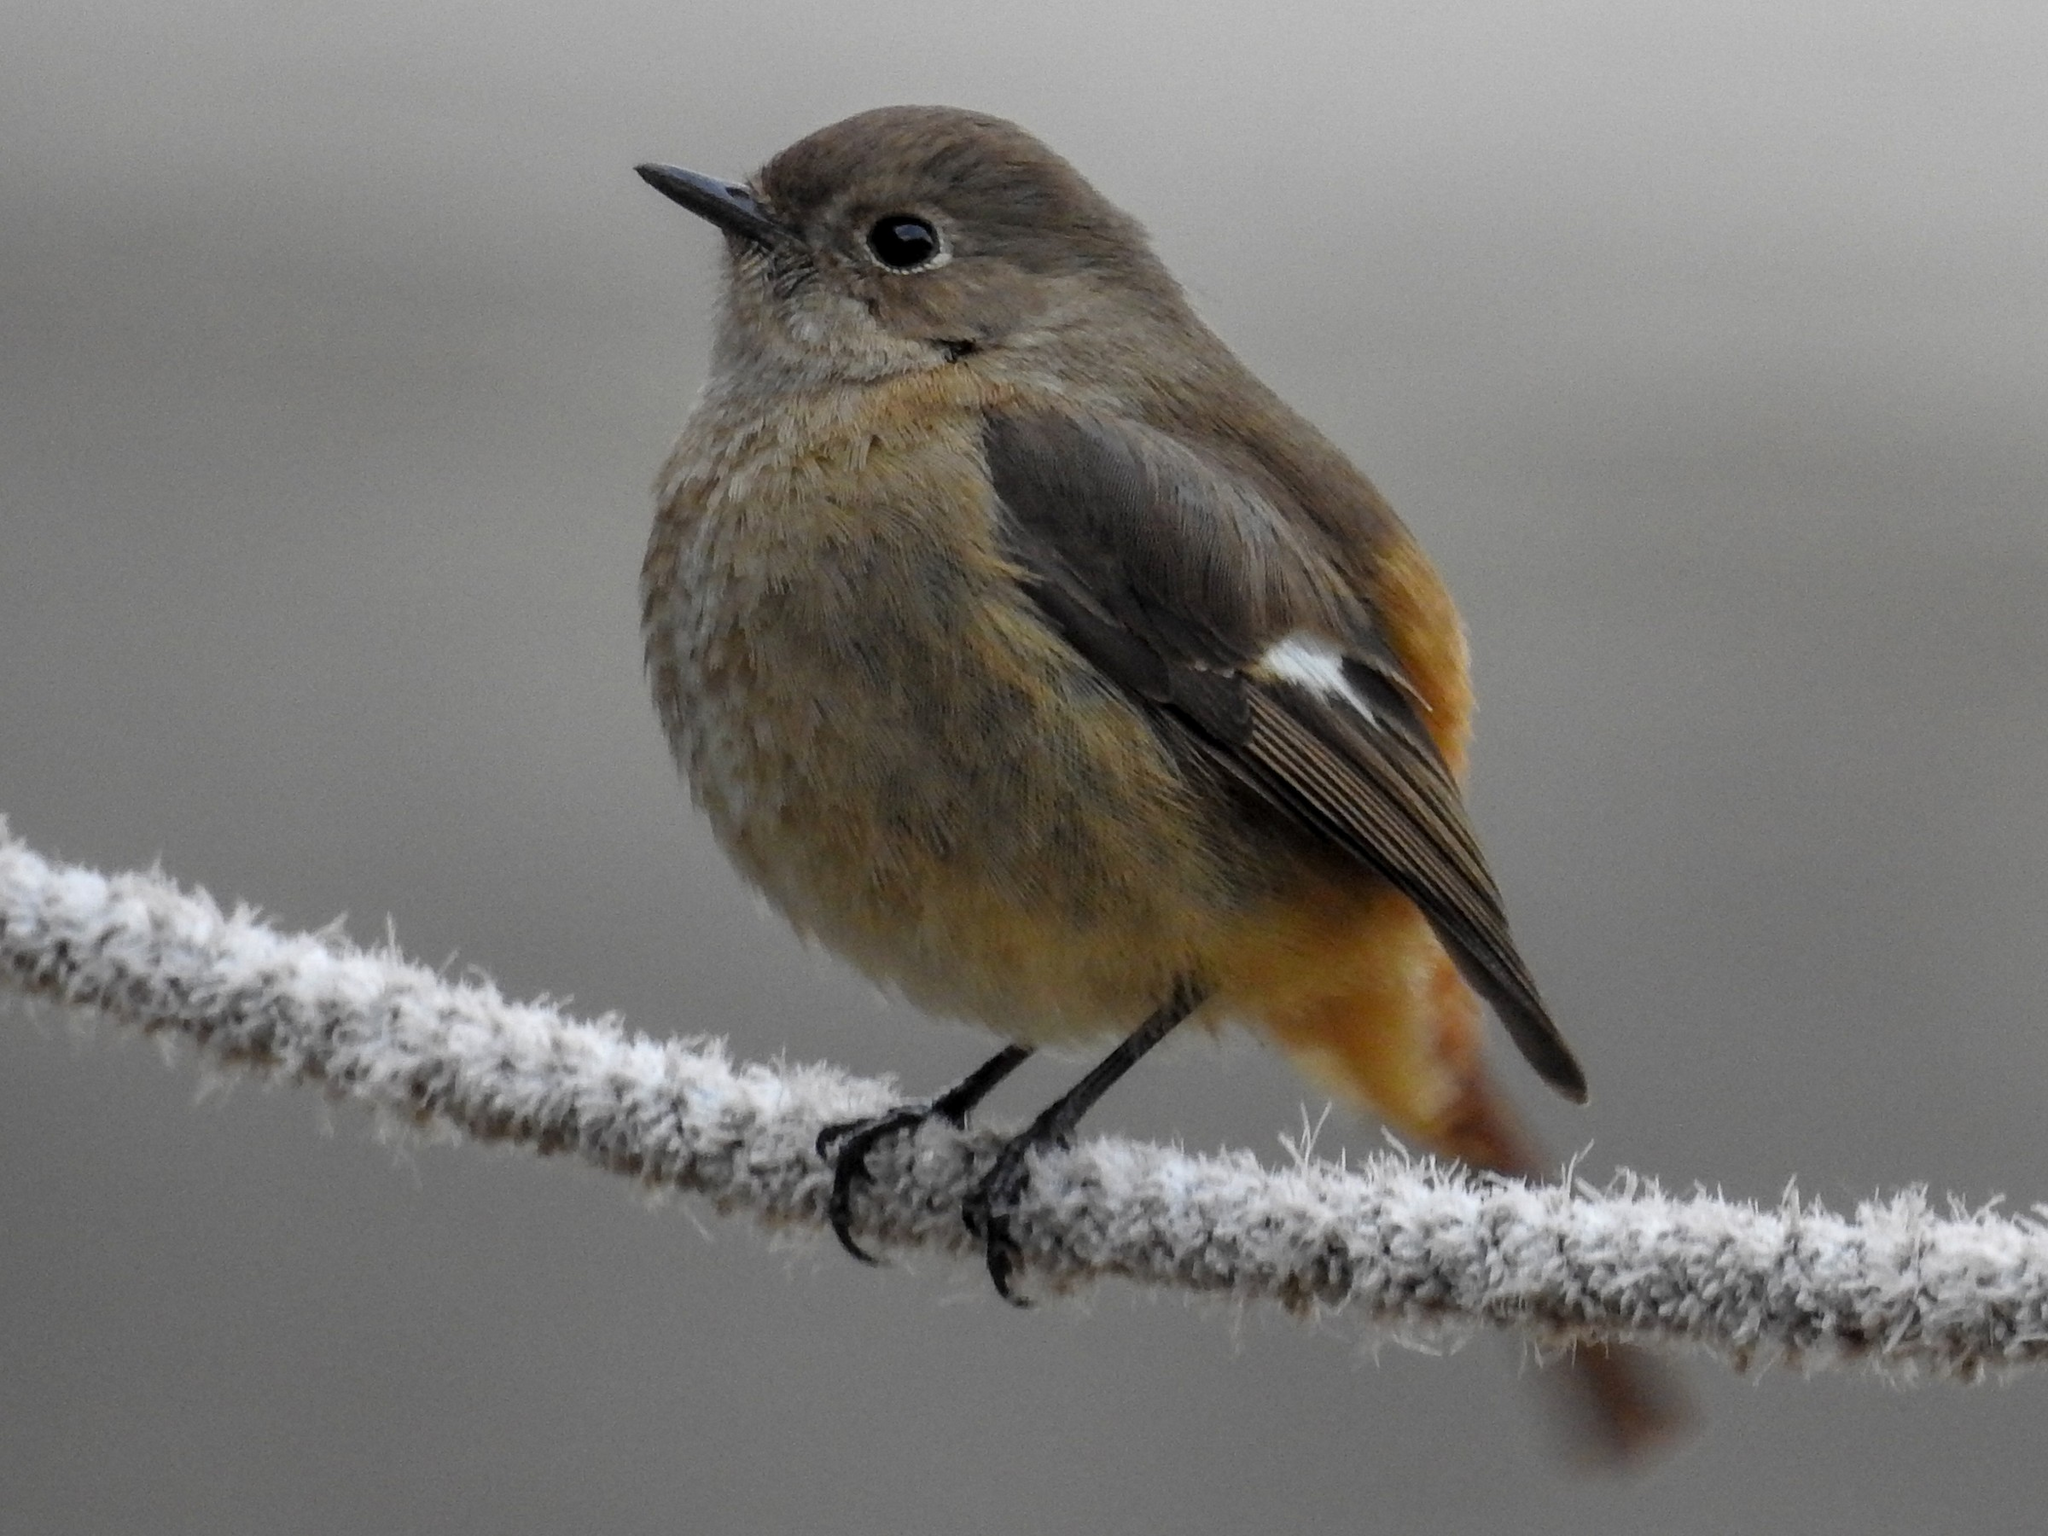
[4,3,2045,1531]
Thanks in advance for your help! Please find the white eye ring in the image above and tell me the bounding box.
[864,214,949,272]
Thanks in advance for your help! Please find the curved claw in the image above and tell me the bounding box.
[963,1136,1047,1307]
[815,1104,931,1263]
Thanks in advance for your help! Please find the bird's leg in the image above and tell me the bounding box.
[964,980,1206,1304]
[815,1043,1033,1263]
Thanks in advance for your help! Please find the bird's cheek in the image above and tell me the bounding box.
[876,270,1033,351]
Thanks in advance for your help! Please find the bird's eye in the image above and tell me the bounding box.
[865,215,944,271]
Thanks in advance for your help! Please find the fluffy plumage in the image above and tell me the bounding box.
[639,104,1683,1457]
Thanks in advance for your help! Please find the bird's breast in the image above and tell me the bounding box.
[642,385,1256,1040]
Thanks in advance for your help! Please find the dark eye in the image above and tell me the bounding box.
[865,214,943,271]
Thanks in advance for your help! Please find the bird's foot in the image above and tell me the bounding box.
[815,1104,936,1263]
[961,1126,1064,1306]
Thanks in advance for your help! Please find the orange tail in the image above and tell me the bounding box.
[1427,1070,1693,1465]
[1248,889,1692,1465]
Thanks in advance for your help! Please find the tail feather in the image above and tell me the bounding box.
[1256,904,1693,1466]
[1428,1071,1693,1464]
[1550,1339,1694,1466]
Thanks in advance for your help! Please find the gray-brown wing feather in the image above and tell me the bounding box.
[984,410,1587,1102]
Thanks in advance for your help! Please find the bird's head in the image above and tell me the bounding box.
[638,106,1201,397]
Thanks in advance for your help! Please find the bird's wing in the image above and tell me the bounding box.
[983,409,1585,1101]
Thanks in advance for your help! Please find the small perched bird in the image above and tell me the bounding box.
[638,106,1685,1459]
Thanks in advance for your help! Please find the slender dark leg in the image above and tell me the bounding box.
[964,979,1206,1304]
[815,1043,1033,1263]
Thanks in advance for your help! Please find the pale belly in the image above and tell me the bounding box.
[645,496,1264,1044]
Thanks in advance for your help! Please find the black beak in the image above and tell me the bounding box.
[635,163,789,246]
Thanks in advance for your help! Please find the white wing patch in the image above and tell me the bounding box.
[1260,634,1375,722]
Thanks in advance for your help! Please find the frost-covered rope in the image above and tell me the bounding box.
[4,819,2043,1378]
